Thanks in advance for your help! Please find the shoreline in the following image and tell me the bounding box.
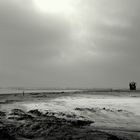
[0,91,140,139]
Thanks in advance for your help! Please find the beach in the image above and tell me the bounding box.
[0,90,140,140]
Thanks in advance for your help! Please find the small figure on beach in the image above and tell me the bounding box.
[23,91,25,96]
[129,82,136,90]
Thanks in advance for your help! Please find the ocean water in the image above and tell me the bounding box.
[0,87,81,94]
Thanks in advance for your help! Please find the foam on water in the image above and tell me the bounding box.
[21,95,140,116]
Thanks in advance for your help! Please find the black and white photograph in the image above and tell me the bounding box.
[0,0,140,139]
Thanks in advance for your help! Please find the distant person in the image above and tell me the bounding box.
[23,91,25,96]
[129,82,136,90]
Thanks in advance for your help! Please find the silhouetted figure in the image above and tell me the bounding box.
[129,82,136,90]
[23,91,25,96]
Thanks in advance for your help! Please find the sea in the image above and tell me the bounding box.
[0,87,82,94]
[0,87,137,94]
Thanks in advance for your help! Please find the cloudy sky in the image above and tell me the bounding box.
[0,0,140,88]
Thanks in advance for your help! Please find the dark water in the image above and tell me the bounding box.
[0,87,82,94]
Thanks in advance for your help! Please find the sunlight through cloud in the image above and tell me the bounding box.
[34,0,75,15]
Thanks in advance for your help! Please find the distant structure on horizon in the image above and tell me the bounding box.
[129,82,136,90]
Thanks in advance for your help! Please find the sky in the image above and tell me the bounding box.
[0,0,140,88]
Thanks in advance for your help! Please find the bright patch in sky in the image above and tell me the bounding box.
[34,0,74,15]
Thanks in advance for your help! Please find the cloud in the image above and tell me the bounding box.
[0,0,73,67]
[0,0,140,88]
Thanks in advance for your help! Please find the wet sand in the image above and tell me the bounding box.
[0,91,140,140]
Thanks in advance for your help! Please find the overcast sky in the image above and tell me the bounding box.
[0,0,140,88]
